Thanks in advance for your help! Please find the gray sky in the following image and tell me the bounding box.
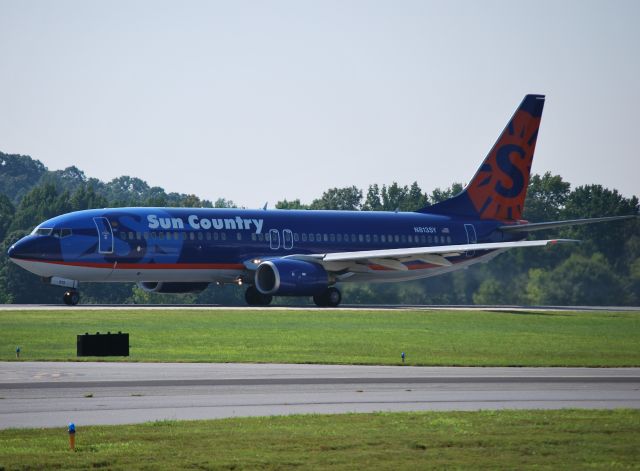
[1,0,638,208]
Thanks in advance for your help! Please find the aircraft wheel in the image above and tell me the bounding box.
[325,287,341,307]
[313,293,327,307]
[313,287,341,307]
[63,290,80,306]
[245,286,272,306]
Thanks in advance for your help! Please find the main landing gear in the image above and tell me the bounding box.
[245,286,273,306]
[313,287,341,307]
[63,290,80,306]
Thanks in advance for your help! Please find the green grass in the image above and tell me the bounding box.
[1,309,639,366]
[0,410,638,470]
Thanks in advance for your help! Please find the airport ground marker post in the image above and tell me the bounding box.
[15,346,20,359]
[68,423,76,451]
[401,352,405,364]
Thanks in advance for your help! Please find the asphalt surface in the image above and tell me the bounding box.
[1,362,639,429]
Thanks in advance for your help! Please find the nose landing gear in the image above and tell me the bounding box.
[63,290,80,306]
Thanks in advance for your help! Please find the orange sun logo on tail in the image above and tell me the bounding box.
[466,101,543,220]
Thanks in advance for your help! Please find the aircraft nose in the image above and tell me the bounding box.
[7,237,32,261]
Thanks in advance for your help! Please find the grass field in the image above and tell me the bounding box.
[0,410,638,470]
[0,308,639,366]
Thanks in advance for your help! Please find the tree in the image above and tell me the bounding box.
[523,172,570,222]
[310,186,362,210]
[276,199,309,210]
[0,152,47,203]
[8,183,70,233]
[429,183,464,204]
[0,194,15,243]
[213,198,237,208]
[69,185,109,211]
[559,185,639,267]
[526,253,626,305]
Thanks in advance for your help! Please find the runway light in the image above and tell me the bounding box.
[15,346,20,359]
[68,423,76,451]
[401,352,405,364]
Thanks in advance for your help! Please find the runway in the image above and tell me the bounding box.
[1,362,639,429]
[0,304,638,311]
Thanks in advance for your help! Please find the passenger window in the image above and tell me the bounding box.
[237,233,242,240]
[330,234,335,242]
[373,234,379,243]
[323,234,328,242]
[206,232,211,241]
[197,232,203,241]
[189,232,195,240]
[401,234,407,243]
[447,236,452,244]
[159,232,165,240]
[358,234,364,242]
[294,233,299,242]
[336,233,342,242]
[365,234,371,243]
[214,232,219,241]
[144,232,149,240]
[316,233,321,242]
[221,233,226,241]
[251,233,257,241]
[394,235,400,243]
[302,233,307,242]
[119,232,126,240]
[258,233,264,241]
[381,234,386,243]
[309,233,315,242]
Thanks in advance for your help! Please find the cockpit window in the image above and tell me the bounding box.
[51,228,73,238]
[33,228,52,236]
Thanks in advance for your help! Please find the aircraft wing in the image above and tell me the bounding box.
[284,239,578,272]
[499,215,637,233]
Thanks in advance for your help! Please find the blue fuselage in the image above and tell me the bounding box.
[8,207,518,285]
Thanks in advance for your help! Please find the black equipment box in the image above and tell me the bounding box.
[77,332,129,356]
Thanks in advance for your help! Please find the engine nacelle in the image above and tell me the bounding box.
[137,281,209,294]
[255,259,328,296]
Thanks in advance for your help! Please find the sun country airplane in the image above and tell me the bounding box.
[7,95,636,306]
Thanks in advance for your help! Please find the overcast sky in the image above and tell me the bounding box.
[1,0,638,208]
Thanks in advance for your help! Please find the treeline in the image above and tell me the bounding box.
[0,151,638,305]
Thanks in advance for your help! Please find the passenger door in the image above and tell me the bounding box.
[93,217,114,254]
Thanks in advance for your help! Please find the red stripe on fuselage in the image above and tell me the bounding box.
[17,259,244,270]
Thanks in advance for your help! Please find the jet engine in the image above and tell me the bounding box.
[255,259,328,296]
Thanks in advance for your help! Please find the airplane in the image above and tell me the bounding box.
[7,94,636,307]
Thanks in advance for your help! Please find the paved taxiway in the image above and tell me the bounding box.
[1,363,638,429]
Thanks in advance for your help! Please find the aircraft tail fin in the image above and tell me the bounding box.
[418,94,545,221]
